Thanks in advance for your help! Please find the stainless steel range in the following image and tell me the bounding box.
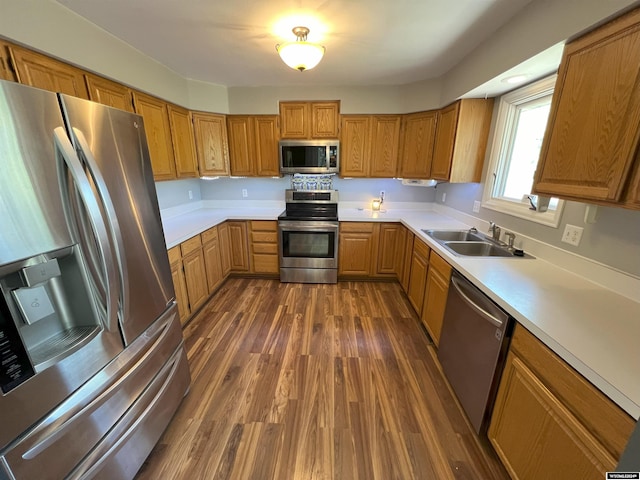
[278,189,339,284]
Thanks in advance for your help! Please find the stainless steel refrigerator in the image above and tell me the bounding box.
[0,80,190,479]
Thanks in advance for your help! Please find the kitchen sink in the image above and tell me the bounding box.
[422,229,484,242]
[443,241,515,257]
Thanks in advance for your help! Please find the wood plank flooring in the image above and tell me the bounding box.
[136,279,509,480]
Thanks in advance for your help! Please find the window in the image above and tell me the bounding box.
[482,75,564,227]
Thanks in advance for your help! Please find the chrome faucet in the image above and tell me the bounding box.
[488,222,501,242]
[504,231,516,250]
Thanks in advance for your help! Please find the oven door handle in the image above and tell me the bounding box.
[278,221,339,231]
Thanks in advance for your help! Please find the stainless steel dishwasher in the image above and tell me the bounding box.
[437,270,513,434]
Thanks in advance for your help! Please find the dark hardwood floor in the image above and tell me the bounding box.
[136,279,509,479]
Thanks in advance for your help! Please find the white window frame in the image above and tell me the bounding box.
[481,75,565,227]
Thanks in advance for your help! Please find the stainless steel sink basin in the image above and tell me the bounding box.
[443,241,515,257]
[422,229,484,242]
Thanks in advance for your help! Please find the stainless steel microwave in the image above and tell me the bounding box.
[279,140,339,174]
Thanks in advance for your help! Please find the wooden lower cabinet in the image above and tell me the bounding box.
[218,222,232,276]
[407,238,430,315]
[202,226,224,293]
[168,246,190,325]
[420,251,452,346]
[249,220,279,274]
[338,222,379,277]
[489,324,635,479]
[180,235,208,314]
[227,221,250,272]
[376,223,405,277]
[400,231,414,294]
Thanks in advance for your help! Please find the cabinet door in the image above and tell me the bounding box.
[533,8,640,202]
[85,74,134,112]
[431,102,459,180]
[376,223,401,276]
[0,41,15,81]
[338,223,377,276]
[279,102,309,139]
[168,247,190,325]
[340,115,370,177]
[370,115,401,177]
[168,104,199,178]
[420,252,452,346]
[407,239,429,315]
[132,91,176,181]
[9,45,89,99]
[489,354,615,479]
[227,221,250,271]
[227,115,255,176]
[401,232,414,294]
[203,229,224,293]
[218,222,232,277]
[193,112,229,176]
[399,111,437,179]
[254,116,280,176]
[311,101,340,138]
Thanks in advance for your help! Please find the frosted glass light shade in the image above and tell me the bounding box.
[277,42,325,72]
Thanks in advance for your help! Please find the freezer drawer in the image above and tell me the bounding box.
[0,307,188,480]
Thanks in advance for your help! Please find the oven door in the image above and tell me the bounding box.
[278,220,339,269]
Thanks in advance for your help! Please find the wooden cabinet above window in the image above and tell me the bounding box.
[532,7,640,211]
[280,100,340,139]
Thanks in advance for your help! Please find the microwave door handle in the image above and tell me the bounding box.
[53,127,120,334]
[71,127,129,325]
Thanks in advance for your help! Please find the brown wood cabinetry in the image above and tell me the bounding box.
[226,115,280,176]
[280,101,340,139]
[338,222,379,277]
[168,104,199,178]
[532,7,640,210]
[9,45,89,99]
[168,246,190,325]
[431,99,494,183]
[0,41,15,81]
[420,251,452,346]
[249,221,279,274]
[84,74,134,112]
[202,226,224,293]
[180,235,208,314]
[407,238,430,315]
[132,91,176,181]
[398,111,438,179]
[340,115,401,177]
[489,324,635,479]
[376,223,406,277]
[218,222,232,277]
[227,221,250,272]
[400,230,414,294]
[192,112,229,176]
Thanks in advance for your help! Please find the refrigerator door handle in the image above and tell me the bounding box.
[53,127,120,334]
[71,127,129,324]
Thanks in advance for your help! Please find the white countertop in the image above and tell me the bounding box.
[161,203,640,419]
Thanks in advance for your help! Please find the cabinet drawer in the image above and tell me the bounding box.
[253,243,278,255]
[413,237,430,260]
[340,222,375,233]
[251,231,278,243]
[510,324,634,459]
[201,226,219,245]
[167,246,182,265]
[252,254,279,274]
[429,251,452,278]
[180,235,202,256]
[250,220,278,232]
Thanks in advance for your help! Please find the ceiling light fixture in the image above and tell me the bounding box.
[502,74,529,85]
[276,26,325,72]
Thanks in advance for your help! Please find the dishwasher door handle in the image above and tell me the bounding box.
[450,275,504,328]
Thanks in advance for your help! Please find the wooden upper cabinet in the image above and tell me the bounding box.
[0,41,16,81]
[340,115,371,177]
[227,115,255,176]
[132,91,176,181]
[370,115,402,177]
[399,111,437,179]
[311,101,340,138]
[192,112,229,176]
[9,45,89,99]
[253,115,280,176]
[280,100,340,139]
[431,99,494,183]
[533,7,640,206]
[85,74,134,112]
[168,104,199,178]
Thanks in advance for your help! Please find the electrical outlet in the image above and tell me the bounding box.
[188,190,193,200]
[442,192,446,203]
[561,224,583,246]
[473,201,481,213]
[242,189,248,198]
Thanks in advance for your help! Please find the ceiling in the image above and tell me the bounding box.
[54,0,548,89]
